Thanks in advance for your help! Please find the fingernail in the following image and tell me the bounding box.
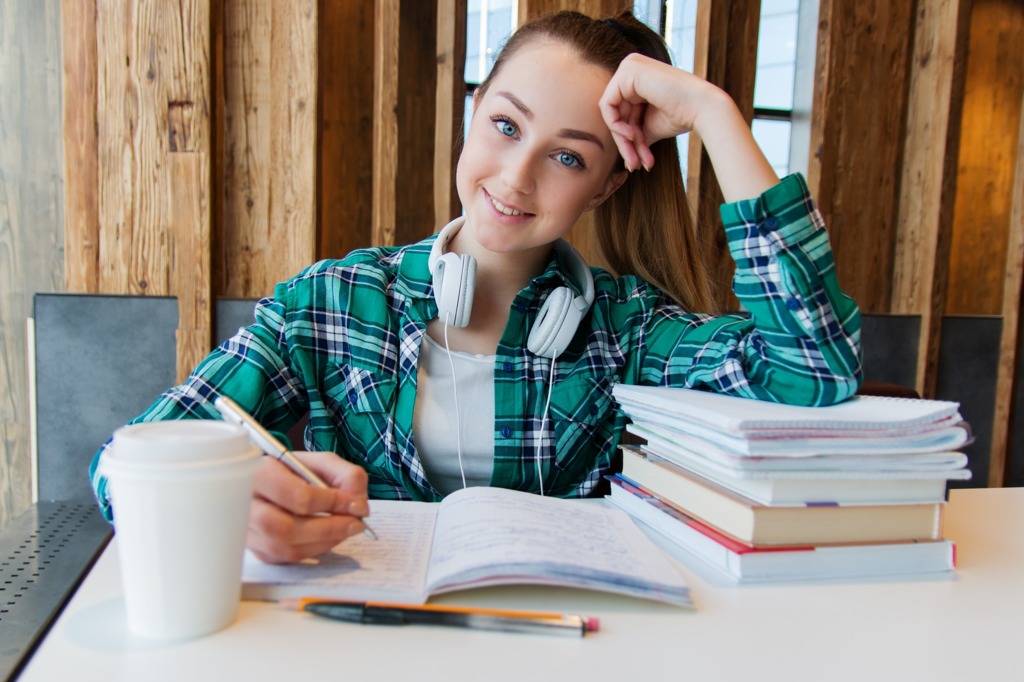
[348,500,369,516]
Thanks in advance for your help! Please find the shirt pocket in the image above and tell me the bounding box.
[322,363,397,470]
[548,373,617,480]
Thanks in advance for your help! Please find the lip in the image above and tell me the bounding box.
[484,189,534,222]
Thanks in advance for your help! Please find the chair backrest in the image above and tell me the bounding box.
[32,293,179,502]
[31,294,266,503]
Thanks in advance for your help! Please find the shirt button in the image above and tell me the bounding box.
[763,216,779,230]
[786,297,801,310]
[590,404,599,415]
[500,427,512,438]
[503,361,514,372]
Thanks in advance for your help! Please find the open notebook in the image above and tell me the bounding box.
[242,487,691,607]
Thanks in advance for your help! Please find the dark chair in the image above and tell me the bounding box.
[32,293,179,503]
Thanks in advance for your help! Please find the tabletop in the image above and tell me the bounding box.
[15,487,1024,682]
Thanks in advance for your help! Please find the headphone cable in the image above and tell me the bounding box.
[535,352,557,497]
[442,314,468,490]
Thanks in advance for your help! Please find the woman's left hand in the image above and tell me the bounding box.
[599,53,721,172]
[599,53,778,201]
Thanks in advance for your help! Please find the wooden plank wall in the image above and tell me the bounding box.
[891,0,970,399]
[807,0,917,315]
[2,0,1023,529]
[319,1,375,259]
[70,1,215,382]
[0,0,64,530]
[957,1,1024,485]
[218,1,317,297]
[689,0,762,310]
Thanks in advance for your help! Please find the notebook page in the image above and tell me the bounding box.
[424,487,690,605]
[613,385,961,434]
[241,499,438,603]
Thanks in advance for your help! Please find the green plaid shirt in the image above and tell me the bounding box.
[91,174,860,516]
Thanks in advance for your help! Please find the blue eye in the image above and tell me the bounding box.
[556,151,585,169]
[491,116,518,137]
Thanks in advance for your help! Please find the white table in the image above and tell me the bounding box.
[18,488,1024,682]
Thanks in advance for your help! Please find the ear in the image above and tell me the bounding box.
[585,170,629,211]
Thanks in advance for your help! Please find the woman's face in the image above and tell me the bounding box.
[455,40,625,262]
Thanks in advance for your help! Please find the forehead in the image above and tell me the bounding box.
[484,40,614,114]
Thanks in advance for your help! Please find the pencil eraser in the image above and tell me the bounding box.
[584,617,600,633]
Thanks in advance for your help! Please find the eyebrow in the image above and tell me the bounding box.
[495,90,605,151]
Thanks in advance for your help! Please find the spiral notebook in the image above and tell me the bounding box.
[612,386,970,457]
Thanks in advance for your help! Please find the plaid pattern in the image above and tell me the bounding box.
[90,174,861,517]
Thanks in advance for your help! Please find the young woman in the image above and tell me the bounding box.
[90,11,861,563]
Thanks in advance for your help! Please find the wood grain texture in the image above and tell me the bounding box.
[393,0,439,245]
[90,0,213,385]
[0,0,65,528]
[218,0,271,296]
[807,0,915,314]
[372,0,399,247]
[171,152,211,383]
[61,0,99,293]
[267,0,317,285]
[689,0,760,311]
[169,1,212,380]
[947,1,1024,316]
[434,0,467,230]
[990,9,1024,487]
[318,0,374,258]
[892,0,970,399]
[219,0,318,298]
[518,0,630,19]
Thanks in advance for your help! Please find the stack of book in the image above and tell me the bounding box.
[608,385,972,583]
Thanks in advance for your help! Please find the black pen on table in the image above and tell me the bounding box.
[282,598,599,637]
[214,395,378,540]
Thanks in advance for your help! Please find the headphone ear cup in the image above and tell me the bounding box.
[528,286,584,359]
[433,252,476,328]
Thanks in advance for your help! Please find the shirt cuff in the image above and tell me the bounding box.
[720,173,823,255]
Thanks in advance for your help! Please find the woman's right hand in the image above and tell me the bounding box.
[247,450,371,564]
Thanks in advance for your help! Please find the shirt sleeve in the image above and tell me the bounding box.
[88,276,310,521]
[641,173,862,406]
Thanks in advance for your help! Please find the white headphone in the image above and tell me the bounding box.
[428,217,595,359]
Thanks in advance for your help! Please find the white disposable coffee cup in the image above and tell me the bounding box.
[100,420,261,640]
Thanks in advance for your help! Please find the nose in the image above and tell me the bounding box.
[500,147,537,194]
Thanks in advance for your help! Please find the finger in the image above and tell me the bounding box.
[254,457,369,518]
[292,450,370,497]
[247,497,367,564]
[611,131,640,172]
[638,143,656,172]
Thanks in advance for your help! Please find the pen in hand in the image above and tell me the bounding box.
[213,395,378,540]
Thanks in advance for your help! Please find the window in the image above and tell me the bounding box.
[647,0,801,178]
[464,0,517,144]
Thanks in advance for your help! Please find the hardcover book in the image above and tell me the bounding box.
[607,476,956,582]
[620,446,944,547]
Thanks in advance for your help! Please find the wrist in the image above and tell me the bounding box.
[689,84,739,139]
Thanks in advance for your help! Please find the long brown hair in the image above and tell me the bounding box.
[477,10,715,313]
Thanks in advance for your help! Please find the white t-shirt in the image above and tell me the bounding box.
[413,334,496,495]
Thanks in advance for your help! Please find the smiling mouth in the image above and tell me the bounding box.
[489,193,529,217]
